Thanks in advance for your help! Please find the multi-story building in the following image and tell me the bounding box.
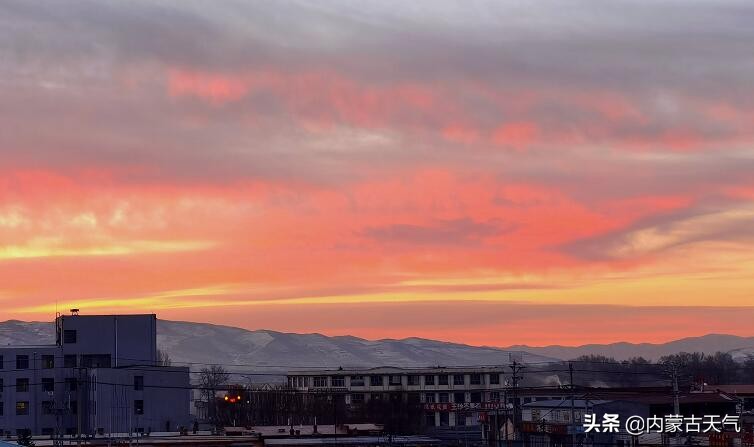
[0,313,191,438]
[287,366,510,430]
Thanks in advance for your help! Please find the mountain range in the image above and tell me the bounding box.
[508,334,754,362]
[2,320,752,377]
[0,319,555,377]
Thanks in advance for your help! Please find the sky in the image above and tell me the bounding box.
[1,0,754,347]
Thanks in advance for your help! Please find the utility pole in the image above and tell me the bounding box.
[671,365,680,416]
[503,387,509,447]
[670,363,680,446]
[509,358,525,444]
[569,363,577,447]
[77,367,83,447]
[332,391,337,435]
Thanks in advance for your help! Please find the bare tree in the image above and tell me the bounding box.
[199,365,230,424]
[157,349,172,366]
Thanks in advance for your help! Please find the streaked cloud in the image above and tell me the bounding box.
[563,203,754,260]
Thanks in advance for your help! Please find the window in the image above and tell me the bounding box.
[470,392,482,403]
[425,412,436,427]
[439,393,449,403]
[440,412,449,426]
[408,393,420,403]
[63,330,77,344]
[425,393,435,403]
[66,378,77,392]
[69,400,78,415]
[332,376,345,387]
[369,375,383,386]
[470,374,481,385]
[42,378,55,392]
[490,391,501,401]
[350,393,364,404]
[454,392,466,403]
[16,401,29,415]
[350,376,365,387]
[41,355,55,369]
[134,400,144,415]
[453,374,465,385]
[82,354,111,368]
[407,375,420,386]
[0,354,3,369]
[438,375,449,385]
[389,375,402,385]
[134,376,144,391]
[313,376,328,387]
[424,375,435,386]
[16,355,29,370]
[64,355,77,368]
[16,378,29,393]
[0,400,3,416]
[489,373,500,385]
[42,401,55,415]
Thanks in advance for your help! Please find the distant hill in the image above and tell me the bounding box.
[3,319,750,384]
[0,319,556,380]
[505,334,754,362]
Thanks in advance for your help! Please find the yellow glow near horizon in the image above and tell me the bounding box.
[0,239,215,260]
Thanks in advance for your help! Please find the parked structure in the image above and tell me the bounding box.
[0,312,191,438]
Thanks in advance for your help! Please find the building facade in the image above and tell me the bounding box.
[0,313,191,438]
[287,366,511,430]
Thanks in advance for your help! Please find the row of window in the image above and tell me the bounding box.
[0,353,113,370]
[0,375,143,393]
[0,399,144,416]
[0,354,75,370]
[346,391,501,405]
[297,372,501,388]
[423,391,489,403]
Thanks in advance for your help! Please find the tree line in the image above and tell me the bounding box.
[568,351,754,386]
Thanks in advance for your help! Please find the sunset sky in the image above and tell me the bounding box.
[1,0,754,347]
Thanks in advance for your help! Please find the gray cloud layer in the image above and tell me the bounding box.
[1,0,752,213]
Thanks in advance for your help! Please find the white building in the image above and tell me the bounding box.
[287,366,510,428]
[0,313,191,438]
